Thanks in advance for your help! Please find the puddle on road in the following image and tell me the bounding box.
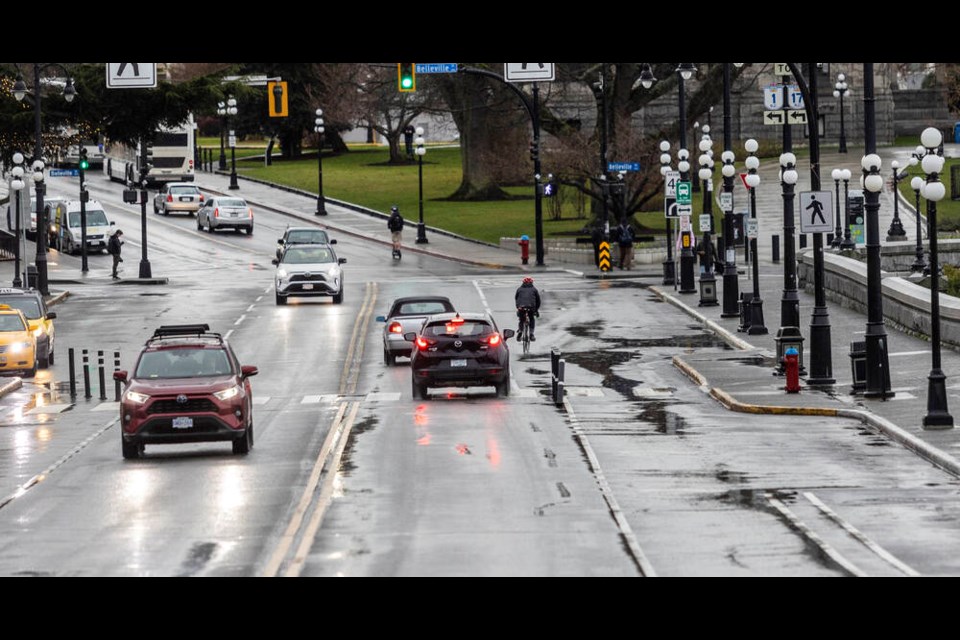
[176,542,218,577]
[563,350,638,397]
[567,322,605,339]
[526,368,550,375]
[635,402,687,436]
[339,416,379,476]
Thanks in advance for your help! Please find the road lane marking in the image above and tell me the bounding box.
[364,392,401,402]
[26,403,73,415]
[765,493,867,577]
[224,329,234,340]
[338,282,377,396]
[256,296,263,302]
[802,491,920,576]
[472,279,493,316]
[0,417,118,512]
[563,396,656,577]
[247,304,256,312]
[92,402,120,412]
[234,315,246,326]
[252,396,271,406]
[261,402,348,577]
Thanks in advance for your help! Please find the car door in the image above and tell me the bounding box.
[155,184,167,210]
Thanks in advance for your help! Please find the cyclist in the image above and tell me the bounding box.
[515,276,541,342]
[387,205,404,258]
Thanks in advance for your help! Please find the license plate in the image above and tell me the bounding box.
[451,359,467,367]
[230,212,238,217]
[302,283,314,290]
[172,417,194,430]
[179,196,191,202]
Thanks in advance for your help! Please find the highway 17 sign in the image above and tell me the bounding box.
[799,191,834,233]
[106,63,157,88]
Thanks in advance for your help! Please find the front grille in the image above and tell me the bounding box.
[290,274,327,282]
[147,398,218,415]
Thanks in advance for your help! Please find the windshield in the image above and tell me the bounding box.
[0,315,26,332]
[69,209,109,227]
[282,246,335,264]
[0,297,40,319]
[170,186,200,195]
[218,198,246,208]
[135,348,232,379]
[286,230,329,244]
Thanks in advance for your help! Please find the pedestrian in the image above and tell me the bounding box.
[591,225,603,269]
[108,228,124,279]
[617,219,635,270]
[387,205,404,259]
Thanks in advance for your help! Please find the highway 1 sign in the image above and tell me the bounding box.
[799,191,834,233]
[505,63,555,83]
[763,85,782,110]
[106,63,157,88]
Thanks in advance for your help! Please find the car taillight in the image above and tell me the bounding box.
[189,159,194,169]
[166,194,173,202]
[214,208,220,218]
[487,333,501,347]
[199,194,204,202]
[389,322,403,334]
[249,208,254,219]
[416,336,435,351]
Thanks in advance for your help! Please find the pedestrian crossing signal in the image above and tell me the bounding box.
[682,231,692,248]
[398,63,416,92]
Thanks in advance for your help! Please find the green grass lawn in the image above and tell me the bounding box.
[897,158,960,231]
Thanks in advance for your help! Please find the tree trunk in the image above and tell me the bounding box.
[327,130,349,154]
[387,134,404,163]
[279,130,302,159]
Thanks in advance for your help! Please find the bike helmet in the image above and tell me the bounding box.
[391,205,399,213]
[523,277,534,284]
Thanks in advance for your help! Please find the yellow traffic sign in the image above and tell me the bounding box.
[268,81,288,117]
[599,241,611,272]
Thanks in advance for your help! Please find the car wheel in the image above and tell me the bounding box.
[163,208,169,216]
[246,226,253,235]
[121,437,142,460]
[384,349,395,366]
[153,203,159,214]
[39,350,49,369]
[26,361,37,378]
[411,377,422,399]
[275,292,286,305]
[232,423,252,455]
[332,289,343,304]
[207,221,215,233]
[197,217,203,231]
[48,348,54,365]
[496,371,511,398]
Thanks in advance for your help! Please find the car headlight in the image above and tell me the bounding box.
[276,269,288,279]
[213,385,241,401]
[9,342,30,354]
[125,390,150,404]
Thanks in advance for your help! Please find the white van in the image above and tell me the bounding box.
[50,199,115,254]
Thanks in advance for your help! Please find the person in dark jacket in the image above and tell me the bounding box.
[387,206,404,257]
[617,220,635,270]
[515,276,541,341]
[107,228,123,279]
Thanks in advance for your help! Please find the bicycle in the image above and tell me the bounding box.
[517,307,533,354]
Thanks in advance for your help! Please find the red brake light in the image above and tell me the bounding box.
[487,333,501,347]
[199,193,204,201]
[249,208,254,219]
[389,322,403,334]
[214,208,220,218]
[416,336,429,350]
[166,194,173,202]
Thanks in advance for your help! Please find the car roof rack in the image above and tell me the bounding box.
[148,324,223,343]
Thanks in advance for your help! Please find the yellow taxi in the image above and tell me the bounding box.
[0,288,56,368]
[0,304,37,376]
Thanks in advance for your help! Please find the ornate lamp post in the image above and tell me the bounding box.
[415,128,428,244]
[697,134,717,306]
[677,146,696,294]
[217,101,227,170]
[830,169,843,248]
[9,156,25,288]
[659,140,675,285]
[839,168,855,249]
[911,174,927,273]
[885,160,908,240]
[833,73,849,153]
[313,108,327,215]
[775,151,804,374]
[226,97,239,190]
[919,127,952,428]
[744,139,767,334]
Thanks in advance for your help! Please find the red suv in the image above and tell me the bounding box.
[113,324,259,459]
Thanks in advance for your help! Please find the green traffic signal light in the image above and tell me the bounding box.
[79,149,89,170]
[398,63,416,92]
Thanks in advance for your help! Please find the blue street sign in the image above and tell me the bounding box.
[607,162,640,172]
[49,169,79,177]
[415,63,458,74]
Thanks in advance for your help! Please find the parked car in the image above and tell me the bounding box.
[0,304,37,377]
[276,226,336,261]
[0,287,56,368]
[273,243,345,305]
[154,182,204,216]
[113,324,258,459]
[376,296,455,366]
[6,197,67,242]
[406,312,514,399]
[197,196,253,234]
[50,199,115,254]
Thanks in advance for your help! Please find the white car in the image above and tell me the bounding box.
[154,183,204,216]
[198,196,253,234]
[272,243,345,305]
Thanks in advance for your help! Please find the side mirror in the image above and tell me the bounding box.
[339,258,347,264]
[502,329,515,339]
[271,259,278,265]
[113,370,128,382]
[110,220,116,226]
[375,315,386,322]
[403,332,417,341]
[241,365,259,378]
[277,239,284,245]
[46,311,57,320]
[330,239,337,244]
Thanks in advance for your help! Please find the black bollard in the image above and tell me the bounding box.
[98,350,106,401]
[82,349,91,399]
[799,234,807,249]
[114,351,121,402]
[68,347,76,400]
[772,234,781,263]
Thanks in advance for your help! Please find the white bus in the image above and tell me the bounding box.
[103,114,195,186]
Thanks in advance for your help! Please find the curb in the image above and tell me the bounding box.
[0,377,22,399]
[651,286,757,351]
[46,291,70,307]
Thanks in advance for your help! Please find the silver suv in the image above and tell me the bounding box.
[273,243,345,305]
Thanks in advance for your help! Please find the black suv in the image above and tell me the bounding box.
[405,312,514,399]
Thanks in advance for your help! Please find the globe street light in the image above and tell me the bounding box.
[217,101,227,170]
[415,128,428,244]
[830,168,843,248]
[919,127,952,428]
[314,108,327,215]
[911,174,927,273]
[839,168,854,249]
[833,73,849,153]
[886,160,908,240]
[775,151,804,374]
[745,139,767,335]
[659,140,675,286]
[9,156,25,288]
[226,97,239,190]
[697,134,717,306]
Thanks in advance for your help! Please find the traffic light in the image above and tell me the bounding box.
[529,140,539,162]
[268,81,288,117]
[398,63,416,92]
[78,148,89,171]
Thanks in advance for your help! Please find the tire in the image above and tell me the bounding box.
[121,438,142,460]
[496,371,511,398]
[275,292,286,305]
[153,203,160,214]
[39,351,49,369]
[26,361,37,378]
[48,348,54,365]
[412,377,426,400]
[197,217,203,231]
[207,221,215,233]
[246,226,253,235]
[332,289,343,304]
[232,423,253,455]
[384,349,395,366]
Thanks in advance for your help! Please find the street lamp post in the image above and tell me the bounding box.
[886,160,908,240]
[415,127,428,244]
[919,127,952,428]
[313,108,327,215]
[720,63,740,318]
[839,169,854,249]
[911,174,927,273]
[745,140,767,334]
[659,140,675,285]
[831,169,843,248]
[697,133,717,306]
[833,73,848,153]
[226,97,239,190]
[217,101,227,170]
[775,151,804,374]
[9,156,25,288]
[692,121,701,193]
[677,63,697,294]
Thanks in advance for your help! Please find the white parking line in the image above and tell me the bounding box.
[247,304,256,312]
[234,315,246,326]
[26,403,73,415]
[92,402,120,412]
[256,296,263,302]
[224,329,234,340]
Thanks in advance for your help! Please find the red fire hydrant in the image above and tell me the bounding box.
[784,347,801,393]
[519,235,530,265]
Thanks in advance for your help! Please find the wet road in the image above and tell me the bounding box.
[0,172,959,575]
